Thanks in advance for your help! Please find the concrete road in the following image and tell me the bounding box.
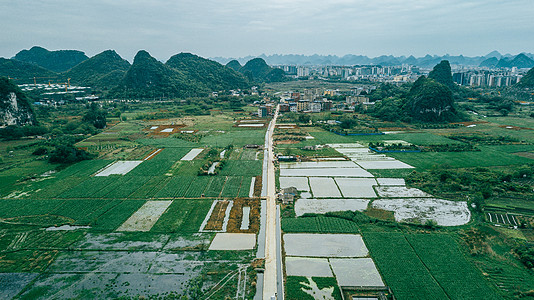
[262,105,280,300]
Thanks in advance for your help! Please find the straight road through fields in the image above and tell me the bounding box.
[262,105,280,300]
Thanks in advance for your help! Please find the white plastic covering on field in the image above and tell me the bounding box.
[181,148,204,161]
[95,161,143,176]
[295,198,369,216]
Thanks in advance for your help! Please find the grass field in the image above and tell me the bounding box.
[389,146,533,170]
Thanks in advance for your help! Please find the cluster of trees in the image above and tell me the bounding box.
[0,103,107,140]
[448,134,526,145]
[407,165,533,211]
[47,136,94,163]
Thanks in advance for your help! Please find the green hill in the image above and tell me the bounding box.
[226,60,242,71]
[428,60,455,90]
[0,58,56,83]
[238,58,288,83]
[517,67,534,88]
[166,53,249,91]
[112,50,208,99]
[239,58,272,82]
[407,76,459,123]
[13,46,88,72]
[63,50,130,89]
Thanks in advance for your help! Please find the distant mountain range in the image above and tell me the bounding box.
[0,46,271,98]
[211,52,534,68]
[1,46,534,98]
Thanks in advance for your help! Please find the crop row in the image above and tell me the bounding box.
[363,232,500,300]
[151,199,213,233]
[405,234,501,300]
[204,177,227,197]
[219,161,262,177]
[0,199,145,231]
[220,176,243,198]
[282,216,360,233]
[363,232,448,300]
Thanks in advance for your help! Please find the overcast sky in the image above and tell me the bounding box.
[1,0,533,62]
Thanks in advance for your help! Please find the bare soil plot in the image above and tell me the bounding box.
[330,258,385,287]
[281,168,373,178]
[181,148,204,161]
[334,178,377,198]
[116,201,172,232]
[203,200,231,231]
[371,198,471,226]
[309,177,342,198]
[143,148,162,160]
[295,199,369,216]
[356,160,414,169]
[283,233,368,257]
[226,199,260,233]
[376,178,406,186]
[285,257,333,277]
[375,186,432,198]
[94,161,143,176]
[208,233,256,250]
[280,161,359,169]
[280,176,310,191]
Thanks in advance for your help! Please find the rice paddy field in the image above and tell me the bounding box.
[0,110,267,299]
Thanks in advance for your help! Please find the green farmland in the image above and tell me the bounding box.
[0,107,267,299]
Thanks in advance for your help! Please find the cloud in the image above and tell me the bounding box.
[1,0,533,59]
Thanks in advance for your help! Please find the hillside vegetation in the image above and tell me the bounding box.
[63,50,131,89]
[13,46,88,72]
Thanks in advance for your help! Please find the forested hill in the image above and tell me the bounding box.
[63,50,131,90]
[166,53,250,91]
[13,46,88,72]
[238,58,288,83]
[0,58,56,82]
[1,47,287,98]
[110,50,210,99]
[517,67,534,88]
